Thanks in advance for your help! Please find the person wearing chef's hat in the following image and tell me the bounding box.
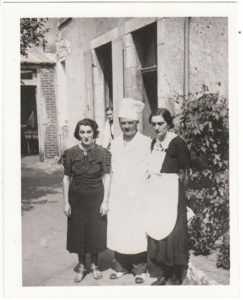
[106,98,151,284]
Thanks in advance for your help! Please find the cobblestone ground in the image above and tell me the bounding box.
[21,156,229,287]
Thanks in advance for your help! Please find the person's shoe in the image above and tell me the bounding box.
[171,274,181,285]
[135,273,146,284]
[109,271,127,279]
[164,277,174,285]
[151,276,167,285]
[74,265,86,283]
[91,265,103,280]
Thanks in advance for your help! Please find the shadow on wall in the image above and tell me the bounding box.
[21,166,63,212]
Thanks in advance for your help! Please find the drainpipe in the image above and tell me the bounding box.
[184,17,190,101]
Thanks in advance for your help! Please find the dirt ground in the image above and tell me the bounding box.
[21,155,229,286]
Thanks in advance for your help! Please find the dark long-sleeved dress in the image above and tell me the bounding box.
[63,144,110,254]
[147,136,191,268]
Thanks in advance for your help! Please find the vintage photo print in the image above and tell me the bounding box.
[2,1,240,299]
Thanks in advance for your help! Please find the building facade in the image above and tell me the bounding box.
[21,17,228,160]
[55,17,228,151]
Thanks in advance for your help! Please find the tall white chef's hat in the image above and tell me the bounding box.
[118,98,145,121]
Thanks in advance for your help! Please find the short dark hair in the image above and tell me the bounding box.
[74,118,99,140]
[105,106,113,112]
[149,108,174,129]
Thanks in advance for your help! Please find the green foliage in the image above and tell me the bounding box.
[20,18,49,57]
[180,86,228,176]
[187,170,229,255]
[216,232,230,270]
[179,86,229,267]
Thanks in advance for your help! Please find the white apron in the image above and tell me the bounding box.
[107,132,151,254]
[146,132,179,241]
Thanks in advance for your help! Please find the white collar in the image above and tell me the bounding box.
[154,131,177,151]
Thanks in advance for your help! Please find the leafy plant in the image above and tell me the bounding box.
[21,18,50,57]
[216,231,230,270]
[179,86,229,267]
[187,171,229,255]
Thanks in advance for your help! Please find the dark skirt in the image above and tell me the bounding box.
[147,182,189,267]
[67,182,107,254]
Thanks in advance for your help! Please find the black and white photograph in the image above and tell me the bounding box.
[2,1,241,299]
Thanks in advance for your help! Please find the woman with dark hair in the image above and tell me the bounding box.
[146,108,191,285]
[63,118,111,282]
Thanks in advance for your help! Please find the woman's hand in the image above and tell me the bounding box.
[63,175,71,217]
[64,202,71,217]
[100,201,109,216]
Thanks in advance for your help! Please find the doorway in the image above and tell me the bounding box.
[142,70,158,137]
[95,42,113,108]
[21,85,39,156]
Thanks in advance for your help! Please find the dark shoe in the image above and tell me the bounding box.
[110,271,127,279]
[151,276,167,286]
[165,277,173,285]
[74,265,86,283]
[91,265,103,280]
[171,274,181,285]
[135,273,146,284]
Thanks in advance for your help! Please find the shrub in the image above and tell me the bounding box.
[216,231,230,270]
[179,86,229,267]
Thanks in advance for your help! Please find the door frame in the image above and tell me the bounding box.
[21,65,44,160]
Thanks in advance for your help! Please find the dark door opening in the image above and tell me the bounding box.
[21,85,39,156]
[142,70,158,137]
[95,42,113,108]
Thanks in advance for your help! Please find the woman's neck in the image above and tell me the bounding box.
[80,141,95,150]
[158,131,168,142]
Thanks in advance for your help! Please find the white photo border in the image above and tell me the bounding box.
[2,1,241,299]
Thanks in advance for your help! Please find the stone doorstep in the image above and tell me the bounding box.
[184,262,218,285]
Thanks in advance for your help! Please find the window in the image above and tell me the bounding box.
[132,22,158,136]
[21,69,37,80]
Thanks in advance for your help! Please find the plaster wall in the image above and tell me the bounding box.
[56,17,228,148]
[189,17,228,97]
[157,18,185,115]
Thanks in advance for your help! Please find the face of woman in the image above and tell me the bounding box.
[79,125,94,146]
[151,115,169,139]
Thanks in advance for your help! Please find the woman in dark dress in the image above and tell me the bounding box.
[146,108,191,285]
[63,118,111,282]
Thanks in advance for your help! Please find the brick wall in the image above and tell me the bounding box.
[40,66,59,159]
